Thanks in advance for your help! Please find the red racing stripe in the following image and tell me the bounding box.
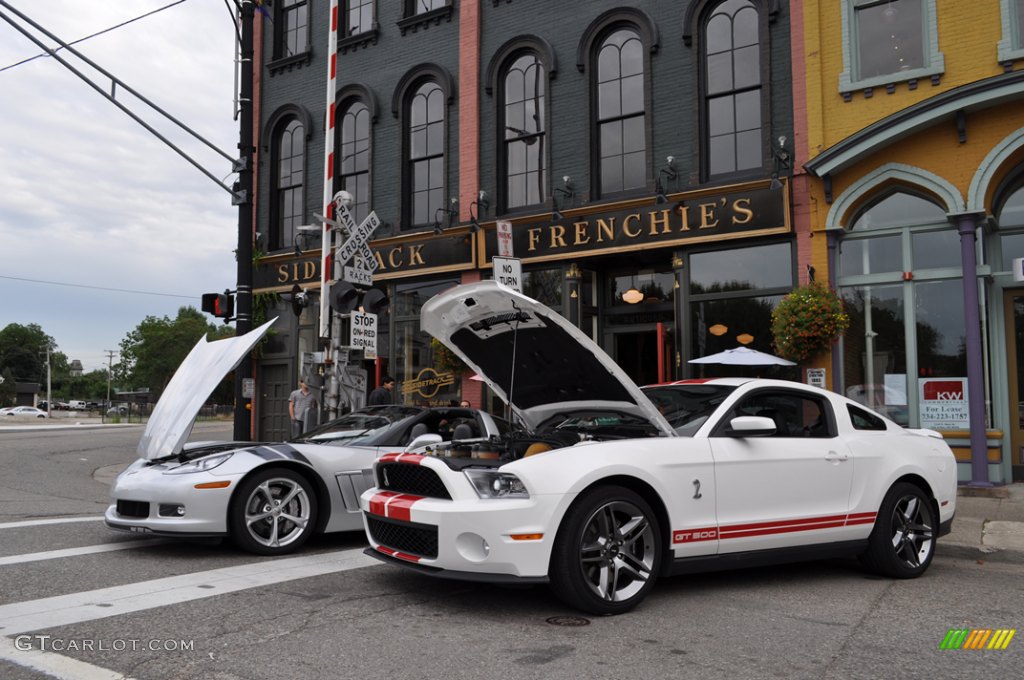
[673,511,879,544]
[367,491,400,516]
[376,545,422,563]
[378,452,427,464]
[385,494,424,522]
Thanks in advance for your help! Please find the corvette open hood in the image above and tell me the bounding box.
[421,281,675,436]
[136,319,276,460]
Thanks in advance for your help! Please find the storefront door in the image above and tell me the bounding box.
[1005,291,1024,481]
[609,326,673,387]
[258,363,291,441]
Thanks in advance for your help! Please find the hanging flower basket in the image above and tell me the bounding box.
[771,282,850,363]
[430,337,467,374]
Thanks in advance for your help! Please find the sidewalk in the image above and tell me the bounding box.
[945,483,1024,557]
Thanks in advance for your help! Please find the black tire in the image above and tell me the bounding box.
[549,485,662,615]
[860,482,936,578]
[229,467,317,555]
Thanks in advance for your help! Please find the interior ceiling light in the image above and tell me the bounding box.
[736,333,754,345]
[709,323,728,336]
[622,288,645,304]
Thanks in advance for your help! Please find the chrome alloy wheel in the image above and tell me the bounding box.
[889,493,934,569]
[578,500,657,602]
[242,477,312,549]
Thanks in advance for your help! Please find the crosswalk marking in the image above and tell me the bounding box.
[0,539,166,566]
[0,516,104,530]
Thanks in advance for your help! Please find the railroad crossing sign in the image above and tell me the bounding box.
[314,203,380,286]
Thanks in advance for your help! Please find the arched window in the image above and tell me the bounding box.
[340,101,371,222]
[502,53,547,210]
[596,28,646,196]
[407,81,445,227]
[272,118,305,250]
[704,0,762,177]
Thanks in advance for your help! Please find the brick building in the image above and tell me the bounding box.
[249,0,798,440]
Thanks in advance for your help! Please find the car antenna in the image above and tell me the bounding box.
[507,299,522,425]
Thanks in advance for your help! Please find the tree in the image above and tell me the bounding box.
[117,307,235,396]
[0,323,69,382]
[0,368,15,407]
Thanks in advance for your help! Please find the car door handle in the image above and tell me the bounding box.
[825,450,849,463]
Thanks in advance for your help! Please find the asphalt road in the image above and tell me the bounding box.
[0,425,1021,679]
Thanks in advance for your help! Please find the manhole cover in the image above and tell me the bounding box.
[546,615,590,627]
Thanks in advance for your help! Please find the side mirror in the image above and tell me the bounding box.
[726,416,777,437]
[405,433,443,452]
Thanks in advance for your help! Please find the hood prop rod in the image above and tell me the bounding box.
[507,300,522,426]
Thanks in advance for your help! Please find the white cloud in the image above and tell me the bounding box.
[0,0,241,372]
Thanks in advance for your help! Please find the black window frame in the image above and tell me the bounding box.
[337,97,373,224]
[339,0,379,52]
[271,117,306,252]
[499,51,548,212]
[276,0,310,60]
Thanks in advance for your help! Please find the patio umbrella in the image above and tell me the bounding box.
[688,347,796,366]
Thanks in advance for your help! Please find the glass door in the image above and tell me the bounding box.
[1005,291,1024,481]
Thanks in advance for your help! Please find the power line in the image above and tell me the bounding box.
[0,275,197,300]
[0,0,189,74]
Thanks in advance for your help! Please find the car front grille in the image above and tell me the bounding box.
[116,499,150,519]
[376,462,451,499]
[366,515,438,559]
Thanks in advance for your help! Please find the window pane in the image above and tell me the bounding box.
[735,89,761,132]
[734,44,760,89]
[691,294,786,366]
[706,51,733,95]
[1001,232,1024,272]
[734,4,759,47]
[621,74,644,116]
[600,121,623,158]
[622,151,645,190]
[998,186,1024,227]
[915,279,967,377]
[620,34,643,77]
[841,284,908,419]
[709,134,735,175]
[839,235,903,275]
[855,0,925,78]
[708,97,734,136]
[706,14,732,54]
[601,156,622,194]
[428,157,444,189]
[851,192,945,230]
[410,128,426,158]
[507,173,526,208]
[426,85,444,122]
[598,81,620,119]
[690,243,792,293]
[735,128,761,171]
[426,120,444,156]
[413,159,428,191]
[508,139,526,175]
[597,43,621,82]
[413,190,428,225]
[912,229,962,269]
[622,115,645,153]
[522,269,563,308]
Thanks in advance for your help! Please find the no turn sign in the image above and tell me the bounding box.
[492,256,522,293]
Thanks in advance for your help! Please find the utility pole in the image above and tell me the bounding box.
[104,350,117,409]
[45,346,51,417]
[233,1,255,440]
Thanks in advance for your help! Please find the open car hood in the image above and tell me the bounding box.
[421,281,675,436]
[136,319,276,461]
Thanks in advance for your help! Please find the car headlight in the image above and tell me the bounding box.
[464,469,529,499]
[163,452,233,475]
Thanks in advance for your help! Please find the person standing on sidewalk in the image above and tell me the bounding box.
[288,379,317,437]
[368,376,395,405]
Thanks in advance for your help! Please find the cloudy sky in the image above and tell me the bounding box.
[0,0,240,372]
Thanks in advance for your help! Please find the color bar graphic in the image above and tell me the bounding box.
[940,628,1015,650]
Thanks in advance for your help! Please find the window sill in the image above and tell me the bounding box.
[267,51,312,76]
[338,26,379,54]
[998,41,1024,70]
[397,6,453,36]
[839,61,945,100]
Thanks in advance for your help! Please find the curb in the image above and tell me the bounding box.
[958,486,1011,499]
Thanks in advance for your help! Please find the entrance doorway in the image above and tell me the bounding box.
[1005,291,1024,481]
[609,326,673,387]
[258,363,291,441]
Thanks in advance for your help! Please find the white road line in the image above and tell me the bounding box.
[0,540,167,567]
[0,636,130,680]
[0,547,378,636]
[0,516,104,530]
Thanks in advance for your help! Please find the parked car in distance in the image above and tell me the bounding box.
[68,400,88,410]
[359,281,958,615]
[3,406,48,418]
[107,405,129,416]
[105,319,511,556]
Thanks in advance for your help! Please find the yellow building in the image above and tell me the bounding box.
[793,0,1024,484]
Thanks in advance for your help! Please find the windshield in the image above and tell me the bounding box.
[296,406,423,445]
[537,410,663,440]
[641,384,736,436]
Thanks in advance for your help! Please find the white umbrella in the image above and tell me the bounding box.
[688,347,796,366]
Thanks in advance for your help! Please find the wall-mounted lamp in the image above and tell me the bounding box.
[294,225,321,256]
[552,176,575,221]
[656,156,678,204]
[469,190,489,233]
[769,136,790,191]
[433,197,459,235]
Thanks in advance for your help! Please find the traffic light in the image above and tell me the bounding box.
[330,281,388,315]
[201,291,235,321]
